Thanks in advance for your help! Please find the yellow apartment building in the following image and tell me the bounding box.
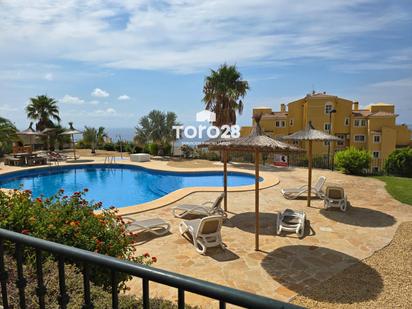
[240,92,411,171]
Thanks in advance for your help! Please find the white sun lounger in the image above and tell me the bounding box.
[172,193,226,218]
[281,176,326,199]
[276,209,306,238]
[123,217,170,236]
[179,215,225,254]
[324,186,348,211]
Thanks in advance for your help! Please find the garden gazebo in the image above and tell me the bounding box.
[282,121,341,207]
[200,114,302,251]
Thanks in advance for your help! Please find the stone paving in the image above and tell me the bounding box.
[1,158,411,308]
[121,161,412,307]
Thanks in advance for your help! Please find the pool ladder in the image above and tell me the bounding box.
[104,156,116,164]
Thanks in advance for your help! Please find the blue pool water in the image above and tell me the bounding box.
[0,164,259,208]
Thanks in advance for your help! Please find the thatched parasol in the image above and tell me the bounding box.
[200,114,302,251]
[16,122,44,151]
[60,122,82,160]
[282,121,341,207]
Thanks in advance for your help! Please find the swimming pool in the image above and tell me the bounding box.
[0,164,259,208]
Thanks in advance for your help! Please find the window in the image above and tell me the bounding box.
[373,135,381,143]
[354,119,367,127]
[324,140,330,146]
[292,140,299,145]
[289,119,294,127]
[324,123,331,131]
[354,135,366,142]
[372,151,380,159]
[344,117,350,126]
[325,103,333,114]
[275,120,286,128]
[337,134,345,146]
[372,166,379,173]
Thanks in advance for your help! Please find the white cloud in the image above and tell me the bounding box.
[89,100,99,105]
[95,107,117,116]
[117,94,130,100]
[0,1,409,73]
[44,72,54,80]
[91,88,109,97]
[61,94,85,105]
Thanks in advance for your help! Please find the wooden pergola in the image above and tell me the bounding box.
[282,121,341,207]
[200,115,302,251]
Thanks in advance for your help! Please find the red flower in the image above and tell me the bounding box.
[59,189,64,193]
[36,198,42,203]
[24,189,32,195]
[151,256,157,263]
[84,188,89,192]
[143,252,150,258]
[21,229,30,235]
[62,195,68,199]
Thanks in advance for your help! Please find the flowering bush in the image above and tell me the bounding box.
[0,188,154,290]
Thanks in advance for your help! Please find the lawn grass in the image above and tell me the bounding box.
[374,176,412,205]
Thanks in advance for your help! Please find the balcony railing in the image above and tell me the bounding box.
[0,228,303,309]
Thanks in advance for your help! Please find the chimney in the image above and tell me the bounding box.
[280,103,286,112]
[353,101,359,111]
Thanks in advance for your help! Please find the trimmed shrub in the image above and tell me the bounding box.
[334,147,371,175]
[384,147,412,177]
[0,189,153,289]
[103,142,115,151]
[144,143,158,155]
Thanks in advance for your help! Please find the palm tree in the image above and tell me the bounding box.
[82,127,108,154]
[96,127,108,146]
[202,64,249,127]
[134,110,180,154]
[0,117,18,155]
[26,95,61,131]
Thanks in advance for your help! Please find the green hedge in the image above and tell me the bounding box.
[384,147,412,177]
[334,147,371,175]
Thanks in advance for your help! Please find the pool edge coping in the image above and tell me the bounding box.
[0,159,280,215]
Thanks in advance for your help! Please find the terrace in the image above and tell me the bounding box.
[1,157,411,307]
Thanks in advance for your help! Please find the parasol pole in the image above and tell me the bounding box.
[255,149,260,251]
[72,134,77,160]
[223,149,228,211]
[307,140,313,207]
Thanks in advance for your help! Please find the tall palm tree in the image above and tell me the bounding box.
[202,64,249,127]
[0,117,18,155]
[26,95,61,131]
[134,110,180,151]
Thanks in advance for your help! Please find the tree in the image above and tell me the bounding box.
[26,95,60,131]
[202,64,249,127]
[384,147,412,177]
[82,127,108,154]
[0,117,18,155]
[134,110,180,154]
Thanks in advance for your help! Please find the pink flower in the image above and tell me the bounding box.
[21,229,30,235]
[143,252,150,258]
[151,256,157,263]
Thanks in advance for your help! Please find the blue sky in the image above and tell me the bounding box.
[0,0,411,131]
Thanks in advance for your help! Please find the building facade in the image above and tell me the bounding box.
[240,92,411,171]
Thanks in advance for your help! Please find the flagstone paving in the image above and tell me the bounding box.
[121,161,412,308]
[1,158,411,308]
